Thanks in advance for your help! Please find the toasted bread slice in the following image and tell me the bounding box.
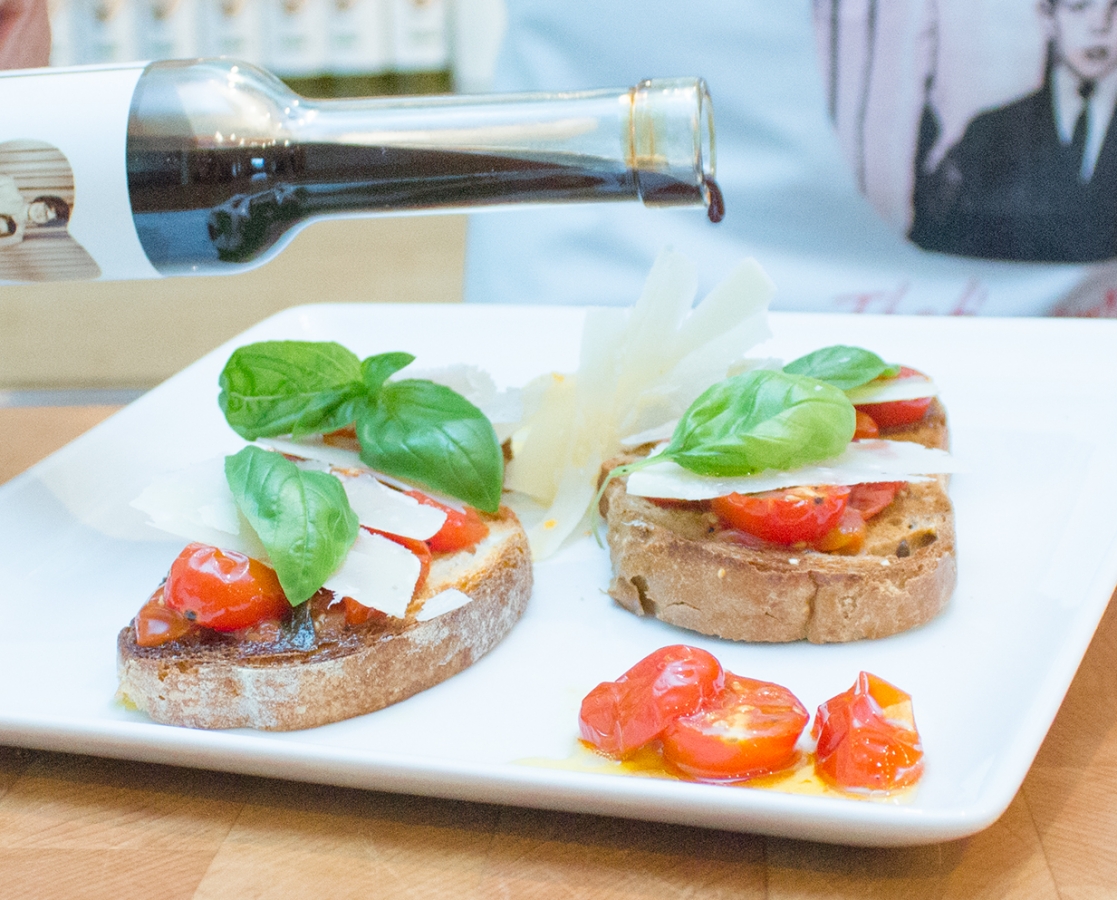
[117,507,532,730]
[600,400,955,643]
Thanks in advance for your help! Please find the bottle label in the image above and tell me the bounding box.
[0,63,157,283]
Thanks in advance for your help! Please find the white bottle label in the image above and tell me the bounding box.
[0,64,158,283]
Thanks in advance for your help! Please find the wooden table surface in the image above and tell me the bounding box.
[2,405,1115,900]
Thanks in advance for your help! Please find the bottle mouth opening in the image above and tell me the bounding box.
[630,77,716,209]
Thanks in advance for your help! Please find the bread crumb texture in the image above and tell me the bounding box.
[602,474,955,645]
[117,508,533,730]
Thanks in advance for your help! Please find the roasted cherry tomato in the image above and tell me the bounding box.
[813,482,904,553]
[711,485,851,545]
[134,586,194,647]
[812,671,924,792]
[853,410,880,440]
[848,481,903,519]
[660,674,809,781]
[579,645,725,758]
[855,367,934,429]
[163,543,290,632]
[404,490,490,553]
[813,506,866,554]
[338,595,390,628]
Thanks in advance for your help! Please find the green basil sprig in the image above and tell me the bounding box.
[219,341,367,439]
[218,341,503,513]
[594,370,856,530]
[659,369,856,475]
[224,445,359,606]
[783,345,901,391]
[357,379,504,514]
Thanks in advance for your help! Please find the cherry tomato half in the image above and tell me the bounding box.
[404,490,490,553]
[579,645,725,758]
[711,485,851,545]
[661,674,809,781]
[134,585,194,647]
[339,595,391,628]
[853,410,880,440]
[163,543,290,633]
[812,671,924,792]
[856,367,934,429]
[847,482,903,519]
[813,506,866,554]
[812,482,905,553]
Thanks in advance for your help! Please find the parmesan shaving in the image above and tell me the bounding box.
[415,589,474,621]
[503,250,774,558]
[846,376,938,405]
[625,439,961,501]
[332,470,446,540]
[323,529,420,619]
[258,436,466,511]
[131,457,269,561]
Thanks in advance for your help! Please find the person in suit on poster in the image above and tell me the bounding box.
[911,0,1117,262]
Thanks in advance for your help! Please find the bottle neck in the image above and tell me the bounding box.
[286,78,718,214]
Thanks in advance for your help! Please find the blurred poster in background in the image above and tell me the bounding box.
[48,0,507,97]
[816,0,1117,266]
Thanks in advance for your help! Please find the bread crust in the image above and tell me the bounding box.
[601,400,955,644]
[117,508,532,730]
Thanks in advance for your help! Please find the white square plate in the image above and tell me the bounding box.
[2,304,1116,847]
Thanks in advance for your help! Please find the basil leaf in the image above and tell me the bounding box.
[783,345,902,391]
[661,369,856,476]
[362,352,415,393]
[224,446,359,606]
[356,379,504,513]
[219,341,366,440]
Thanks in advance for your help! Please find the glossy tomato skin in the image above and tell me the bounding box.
[163,543,290,632]
[853,410,880,440]
[134,585,194,647]
[813,671,924,791]
[579,645,725,758]
[711,485,850,545]
[856,367,934,429]
[813,506,866,554]
[660,674,809,781]
[847,482,903,519]
[405,490,490,552]
[812,482,904,553]
[333,594,391,628]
